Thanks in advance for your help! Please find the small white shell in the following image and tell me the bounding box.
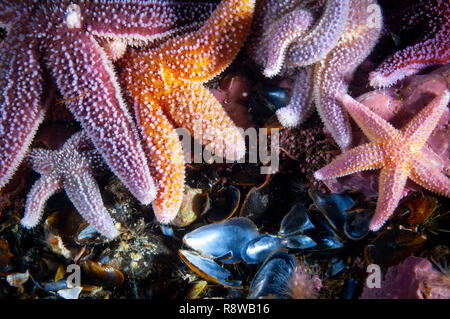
[57,287,83,299]
[6,270,29,287]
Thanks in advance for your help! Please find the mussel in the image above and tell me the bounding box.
[178,250,242,288]
[309,190,373,242]
[279,202,315,236]
[242,234,284,264]
[182,217,259,264]
[248,250,296,299]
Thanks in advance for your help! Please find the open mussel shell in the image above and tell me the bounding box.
[203,185,240,223]
[279,202,314,237]
[343,209,373,240]
[309,189,354,234]
[248,250,296,299]
[183,217,259,264]
[178,250,242,288]
[239,175,274,221]
[81,260,124,288]
[241,234,284,264]
[185,280,207,299]
[173,186,208,227]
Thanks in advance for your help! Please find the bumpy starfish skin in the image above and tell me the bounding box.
[122,0,253,223]
[248,0,382,148]
[0,1,215,206]
[285,0,350,68]
[369,0,449,88]
[312,0,383,148]
[315,92,450,231]
[258,8,314,77]
[247,0,319,76]
[22,131,118,239]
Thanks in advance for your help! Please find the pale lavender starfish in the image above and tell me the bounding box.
[0,1,215,205]
[247,0,382,148]
[22,131,118,239]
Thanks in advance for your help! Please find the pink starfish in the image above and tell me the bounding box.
[315,91,450,231]
[22,131,118,239]
[0,1,215,207]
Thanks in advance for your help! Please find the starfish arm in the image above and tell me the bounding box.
[369,33,450,88]
[313,1,382,149]
[64,171,118,239]
[46,33,156,205]
[98,38,128,61]
[253,0,306,24]
[313,62,353,148]
[276,66,315,127]
[369,164,410,231]
[369,0,449,88]
[287,0,350,67]
[0,2,22,30]
[21,175,62,229]
[81,1,216,45]
[314,142,385,180]
[261,9,314,77]
[65,130,108,173]
[401,91,449,151]
[410,151,450,197]
[133,98,186,224]
[165,82,246,161]
[26,148,54,174]
[158,0,255,83]
[0,37,45,189]
[341,94,400,142]
[246,0,309,65]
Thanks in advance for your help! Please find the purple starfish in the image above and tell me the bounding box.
[247,0,382,148]
[369,0,449,88]
[0,1,215,205]
[22,131,118,239]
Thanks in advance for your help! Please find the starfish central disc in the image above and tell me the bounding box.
[121,0,254,223]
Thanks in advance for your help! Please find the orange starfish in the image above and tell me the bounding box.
[315,92,450,231]
[121,0,254,223]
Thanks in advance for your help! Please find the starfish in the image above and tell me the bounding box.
[21,131,118,239]
[369,0,449,88]
[0,1,216,207]
[121,0,253,223]
[314,91,450,231]
[247,0,382,148]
